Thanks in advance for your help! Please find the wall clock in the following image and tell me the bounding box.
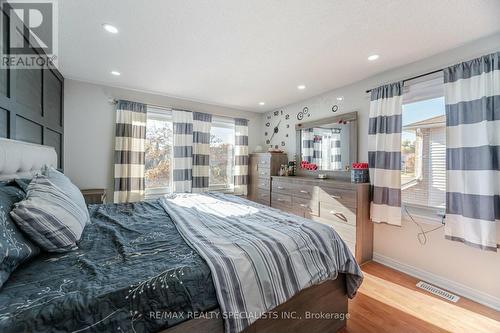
[265,110,290,148]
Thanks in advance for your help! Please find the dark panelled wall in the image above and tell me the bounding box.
[0,9,64,168]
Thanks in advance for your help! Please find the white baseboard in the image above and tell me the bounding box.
[372,252,500,311]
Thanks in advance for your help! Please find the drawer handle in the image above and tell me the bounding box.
[329,211,347,222]
[300,190,309,194]
[277,186,284,190]
[260,172,266,175]
[259,183,265,187]
[299,204,308,208]
[330,195,342,199]
[277,198,285,202]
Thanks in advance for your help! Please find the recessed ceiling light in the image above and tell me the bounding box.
[368,54,379,61]
[103,24,118,34]
[337,97,344,101]
[111,71,121,76]
[297,85,306,90]
[259,102,265,106]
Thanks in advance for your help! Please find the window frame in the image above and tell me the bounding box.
[144,107,173,198]
[401,75,446,224]
[209,116,235,193]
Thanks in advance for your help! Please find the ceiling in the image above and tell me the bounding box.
[58,0,500,112]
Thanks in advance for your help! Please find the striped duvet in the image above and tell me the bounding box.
[160,193,363,333]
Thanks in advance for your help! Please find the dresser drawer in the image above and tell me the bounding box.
[318,186,357,209]
[272,202,304,217]
[256,177,270,190]
[319,201,356,226]
[271,192,292,207]
[292,196,318,216]
[256,165,270,177]
[273,180,314,199]
[312,216,356,244]
[255,189,270,205]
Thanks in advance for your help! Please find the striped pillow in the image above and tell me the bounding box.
[10,175,87,252]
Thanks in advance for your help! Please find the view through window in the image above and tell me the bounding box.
[401,96,446,209]
[145,109,173,194]
[209,119,235,191]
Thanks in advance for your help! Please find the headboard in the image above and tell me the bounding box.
[0,138,58,181]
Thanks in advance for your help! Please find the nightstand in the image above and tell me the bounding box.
[81,189,106,205]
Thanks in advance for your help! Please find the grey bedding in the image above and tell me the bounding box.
[160,193,363,333]
[0,200,218,333]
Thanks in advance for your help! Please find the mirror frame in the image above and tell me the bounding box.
[295,111,358,178]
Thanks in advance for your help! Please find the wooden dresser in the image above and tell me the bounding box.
[248,152,288,206]
[271,176,373,264]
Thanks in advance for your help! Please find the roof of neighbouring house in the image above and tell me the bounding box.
[403,115,445,130]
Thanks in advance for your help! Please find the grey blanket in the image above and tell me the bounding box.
[160,193,363,333]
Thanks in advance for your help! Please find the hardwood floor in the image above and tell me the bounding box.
[342,262,500,333]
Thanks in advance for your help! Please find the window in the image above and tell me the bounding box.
[401,78,446,210]
[145,108,173,196]
[209,117,235,191]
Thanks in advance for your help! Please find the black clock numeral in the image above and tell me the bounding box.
[285,114,289,120]
[266,139,270,144]
[303,107,309,114]
[332,105,338,113]
[266,122,270,127]
[286,124,290,128]
[273,111,279,116]
[297,112,304,121]
[265,132,268,136]
[280,110,283,115]
[281,141,285,146]
[274,145,278,149]
[285,134,289,137]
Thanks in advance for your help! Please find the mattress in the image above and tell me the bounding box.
[0,200,218,333]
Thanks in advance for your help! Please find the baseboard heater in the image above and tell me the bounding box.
[416,281,460,303]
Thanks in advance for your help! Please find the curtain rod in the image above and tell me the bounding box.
[365,68,443,94]
[109,98,249,121]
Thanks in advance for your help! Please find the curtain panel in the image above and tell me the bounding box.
[234,118,249,195]
[113,100,147,203]
[443,51,500,251]
[368,82,404,225]
[301,128,314,162]
[331,131,342,170]
[192,112,212,193]
[172,110,194,193]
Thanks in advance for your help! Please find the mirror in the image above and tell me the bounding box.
[296,112,357,172]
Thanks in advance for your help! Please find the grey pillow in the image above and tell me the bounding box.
[10,175,87,252]
[42,166,90,225]
[0,181,40,288]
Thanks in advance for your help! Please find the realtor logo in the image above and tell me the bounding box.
[1,0,58,68]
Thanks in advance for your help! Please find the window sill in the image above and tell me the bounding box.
[402,203,445,225]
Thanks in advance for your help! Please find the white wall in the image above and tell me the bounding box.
[64,80,262,199]
[259,33,500,307]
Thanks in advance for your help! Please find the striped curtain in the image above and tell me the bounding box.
[173,110,193,193]
[192,112,212,193]
[443,52,499,251]
[331,129,342,170]
[301,128,314,162]
[368,82,404,225]
[312,135,322,166]
[113,100,147,203]
[234,118,249,195]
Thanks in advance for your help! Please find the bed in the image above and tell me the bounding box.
[0,138,363,333]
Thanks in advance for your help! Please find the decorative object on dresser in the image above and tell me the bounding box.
[271,176,373,264]
[81,189,107,204]
[248,152,288,206]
